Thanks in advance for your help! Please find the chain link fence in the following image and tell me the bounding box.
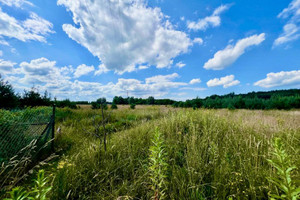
[0,106,55,163]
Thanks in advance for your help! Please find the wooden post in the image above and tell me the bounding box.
[52,104,56,151]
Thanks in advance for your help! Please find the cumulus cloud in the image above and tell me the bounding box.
[0,8,54,43]
[0,0,33,7]
[203,33,265,70]
[254,70,300,88]
[74,64,94,78]
[0,59,17,73]
[57,0,192,73]
[274,0,300,46]
[175,61,186,68]
[19,57,71,85]
[145,73,180,83]
[5,58,189,100]
[187,4,231,31]
[56,74,187,99]
[94,64,109,75]
[207,75,240,88]
[189,78,201,84]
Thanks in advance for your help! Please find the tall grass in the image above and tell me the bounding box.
[6,107,299,199]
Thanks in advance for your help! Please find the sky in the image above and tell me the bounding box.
[0,0,299,101]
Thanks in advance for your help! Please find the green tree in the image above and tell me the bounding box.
[147,96,155,105]
[0,75,19,109]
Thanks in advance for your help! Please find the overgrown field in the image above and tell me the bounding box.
[1,106,300,199]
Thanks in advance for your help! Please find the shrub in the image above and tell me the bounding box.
[91,101,100,109]
[130,103,136,109]
[111,103,118,109]
[55,99,77,109]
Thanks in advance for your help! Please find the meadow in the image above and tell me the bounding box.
[1,105,299,199]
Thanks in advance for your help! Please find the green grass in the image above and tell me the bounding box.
[2,107,300,199]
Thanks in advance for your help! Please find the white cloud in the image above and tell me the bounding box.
[180,87,206,91]
[189,78,201,84]
[94,64,109,75]
[207,75,240,88]
[57,0,192,73]
[182,87,206,91]
[0,8,54,43]
[0,59,17,73]
[145,73,180,84]
[193,37,203,45]
[203,33,265,70]
[138,65,149,70]
[0,0,33,7]
[175,61,186,68]
[274,24,300,46]
[0,36,9,46]
[274,0,300,46]
[254,70,300,88]
[187,4,231,31]
[278,0,300,19]
[19,57,71,85]
[74,64,94,78]
[5,58,190,100]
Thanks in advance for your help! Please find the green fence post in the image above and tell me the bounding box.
[52,104,56,151]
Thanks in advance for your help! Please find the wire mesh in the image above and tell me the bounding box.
[0,107,54,163]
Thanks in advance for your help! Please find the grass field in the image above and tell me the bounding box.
[2,106,300,199]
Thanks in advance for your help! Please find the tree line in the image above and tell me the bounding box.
[0,75,76,109]
[173,91,300,110]
[1,75,299,110]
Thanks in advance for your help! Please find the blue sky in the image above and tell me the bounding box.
[0,0,299,101]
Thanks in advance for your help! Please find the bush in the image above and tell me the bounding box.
[111,103,118,109]
[130,103,136,109]
[55,99,77,109]
[91,102,100,109]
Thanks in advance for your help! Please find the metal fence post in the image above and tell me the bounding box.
[52,104,56,151]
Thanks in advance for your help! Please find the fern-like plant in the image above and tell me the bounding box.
[149,128,169,200]
[267,137,299,200]
[4,170,52,200]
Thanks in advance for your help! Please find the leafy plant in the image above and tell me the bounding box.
[4,170,52,200]
[267,138,300,200]
[31,170,52,200]
[3,187,29,200]
[149,128,169,200]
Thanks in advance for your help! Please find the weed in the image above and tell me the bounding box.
[149,128,169,200]
[267,138,300,200]
[4,170,52,200]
